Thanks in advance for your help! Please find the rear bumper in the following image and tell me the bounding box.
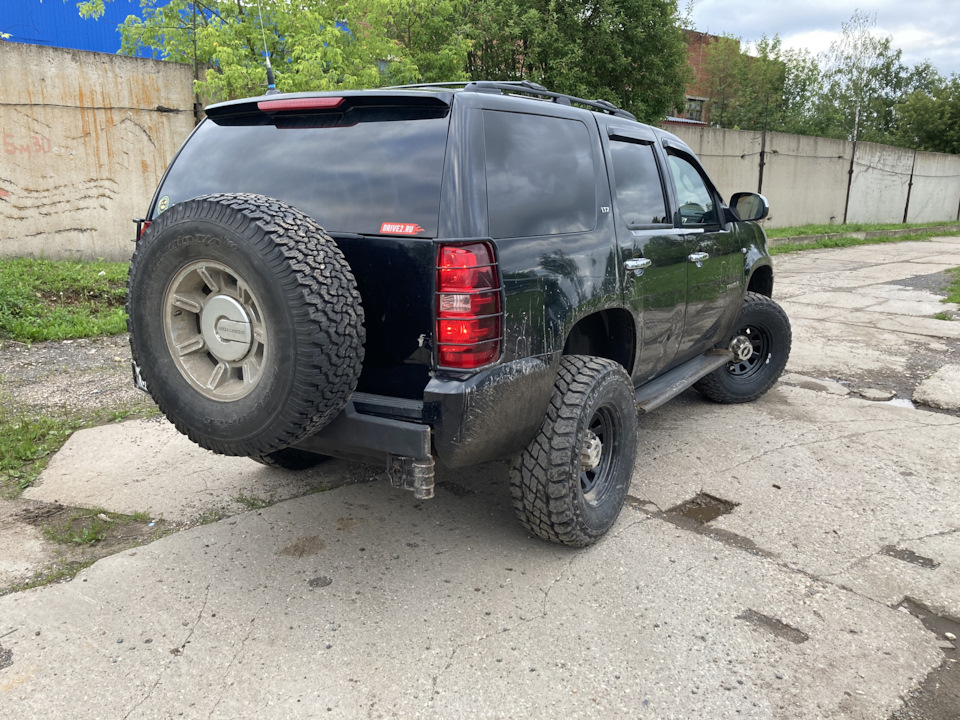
[291,355,558,468]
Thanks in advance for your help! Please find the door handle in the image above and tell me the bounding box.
[624,258,652,276]
[688,252,709,268]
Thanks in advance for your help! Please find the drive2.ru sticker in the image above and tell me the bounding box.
[380,222,424,235]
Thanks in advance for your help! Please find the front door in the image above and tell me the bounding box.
[664,151,744,362]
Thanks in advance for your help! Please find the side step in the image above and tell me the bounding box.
[635,350,733,414]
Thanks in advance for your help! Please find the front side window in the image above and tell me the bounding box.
[667,154,719,227]
[609,140,669,228]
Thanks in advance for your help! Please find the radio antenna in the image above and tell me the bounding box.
[256,0,279,95]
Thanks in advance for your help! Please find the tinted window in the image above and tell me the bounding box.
[484,111,596,238]
[667,154,718,227]
[609,140,669,227]
[154,113,449,236]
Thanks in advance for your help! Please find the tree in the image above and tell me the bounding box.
[463,0,690,123]
[815,10,910,143]
[77,0,690,121]
[76,0,463,100]
[894,74,960,154]
[700,34,744,127]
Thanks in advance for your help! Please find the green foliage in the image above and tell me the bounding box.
[464,0,689,122]
[700,33,820,134]
[0,258,128,342]
[943,267,960,305]
[894,74,960,154]
[0,411,81,497]
[77,0,690,121]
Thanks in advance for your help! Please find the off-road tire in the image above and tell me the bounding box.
[694,292,791,404]
[509,356,638,547]
[249,448,331,470]
[127,193,364,456]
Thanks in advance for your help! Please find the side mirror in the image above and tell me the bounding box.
[730,192,769,222]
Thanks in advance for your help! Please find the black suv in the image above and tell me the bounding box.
[128,81,790,547]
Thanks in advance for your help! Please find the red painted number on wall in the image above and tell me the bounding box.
[3,131,52,155]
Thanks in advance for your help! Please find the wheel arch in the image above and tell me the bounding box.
[747,263,774,297]
[562,309,636,375]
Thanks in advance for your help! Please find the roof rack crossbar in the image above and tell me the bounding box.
[378,80,637,121]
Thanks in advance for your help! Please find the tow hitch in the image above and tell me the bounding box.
[387,455,435,500]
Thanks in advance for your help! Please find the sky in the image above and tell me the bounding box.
[688,0,960,77]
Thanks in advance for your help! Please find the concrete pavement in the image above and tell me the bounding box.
[2,237,959,719]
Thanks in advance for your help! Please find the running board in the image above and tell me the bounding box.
[635,350,733,414]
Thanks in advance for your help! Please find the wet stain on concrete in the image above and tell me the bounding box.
[736,609,809,644]
[889,598,960,720]
[308,576,333,589]
[666,493,738,525]
[0,644,12,670]
[438,482,476,497]
[880,545,940,569]
[277,535,326,558]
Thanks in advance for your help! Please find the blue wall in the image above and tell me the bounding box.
[2,0,153,56]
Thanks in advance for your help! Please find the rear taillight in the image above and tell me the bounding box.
[436,242,502,370]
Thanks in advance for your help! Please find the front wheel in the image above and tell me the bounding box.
[510,356,638,547]
[695,292,791,404]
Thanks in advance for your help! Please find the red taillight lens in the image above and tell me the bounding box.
[139,220,151,239]
[436,242,501,370]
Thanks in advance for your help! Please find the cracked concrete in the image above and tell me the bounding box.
[1,238,959,718]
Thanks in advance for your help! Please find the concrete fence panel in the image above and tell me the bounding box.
[0,43,194,261]
[907,151,960,224]
[662,125,762,201]
[845,142,915,225]
[763,133,851,228]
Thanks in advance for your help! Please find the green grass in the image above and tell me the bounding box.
[769,230,960,256]
[0,257,128,342]
[2,559,96,595]
[765,221,959,239]
[944,267,960,305]
[41,507,151,546]
[933,311,955,321]
[0,410,83,498]
[233,491,276,510]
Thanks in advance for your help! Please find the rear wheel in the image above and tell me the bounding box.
[695,292,791,404]
[510,356,638,547]
[127,193,364,456]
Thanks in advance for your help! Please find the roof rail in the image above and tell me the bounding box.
[380,80,637,121]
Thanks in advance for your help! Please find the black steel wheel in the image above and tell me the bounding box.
[127,193,364,456]
[510,355,638,547]
[695,292,791,404]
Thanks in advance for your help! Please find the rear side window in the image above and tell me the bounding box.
[609,140,669,227]
[154,113,450,237]
[483,110,597,238]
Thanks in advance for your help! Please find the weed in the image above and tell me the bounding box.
[1,560,96,595]
[41,508,149,546]
[234,492,275,510]
[0,257,128,343]
[194,509,227,526]
[932,311,955,321]
[943,267,960,305]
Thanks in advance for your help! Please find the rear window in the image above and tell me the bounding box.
[154,110,450,237]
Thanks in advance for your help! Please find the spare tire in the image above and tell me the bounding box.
[127,193,364,456]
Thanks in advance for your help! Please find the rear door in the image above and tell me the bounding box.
[603,126,697,384]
